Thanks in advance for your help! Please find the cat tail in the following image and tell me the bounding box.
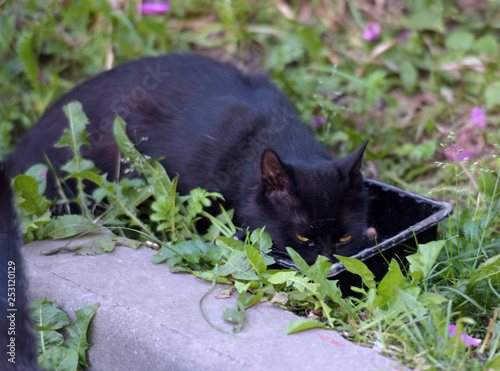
[0,164,41,370]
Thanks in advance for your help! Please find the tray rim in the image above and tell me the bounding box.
[272,178,453,277]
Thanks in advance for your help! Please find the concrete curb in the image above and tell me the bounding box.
[24,235,405,371]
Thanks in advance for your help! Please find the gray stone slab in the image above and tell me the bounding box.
[23,235,405,371]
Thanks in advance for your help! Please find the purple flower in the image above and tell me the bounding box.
[363,22,381,41]
[444,145,471,162]
[397,29,411,43]
[313,117,326,127]
[140,1,170,15]
[448,325,481,347]
[469,106,486,128]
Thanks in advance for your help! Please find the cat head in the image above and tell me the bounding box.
[254,140,369,265]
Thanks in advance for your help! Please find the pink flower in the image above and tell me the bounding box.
[313,117,326,127]
[397,29,411,43]
[363,22,381,41]
[444,145,471,162]
[140,1,170,15]
[469,106,486,128]
[448,324,481,347]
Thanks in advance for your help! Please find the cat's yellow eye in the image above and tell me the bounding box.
[339,236,352,243]
[296,234,309,242]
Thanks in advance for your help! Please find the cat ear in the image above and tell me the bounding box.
[342,139,368,186]
[260,149,291,195]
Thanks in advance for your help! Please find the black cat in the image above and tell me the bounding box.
[0,165,41,370]
[6,53,368,264]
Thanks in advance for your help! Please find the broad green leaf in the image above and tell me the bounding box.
[473,35,498,57]
[400,61,418,94]
[287,248,346,307]
[396,287,426,317]
[287,247,317,275]
[73,237,117,255]
[68,171,106,187]
[111,115,141,160]
[407,240,445,278]
[25,164,49,195]
[22,210,52,236]
[216,236,245,257]
[38,347,79,371]
[270,291,288,305]
[223,306,244,323]
[268,271,317,293]
[418,292,448,306]
[250,228,273,253]
[92,187,109,204]
[186,188,223,215]
[101,180,153,225]
[156,238,219,273]
[58,102,90,150]
[299,25,325,60]
[234,280,251,293]
[245,244,267,275]
[284,318,328,334]
[13,174,52,217]
[287,275,318,293]
[113,116,173,199]
[234,283,264,308]
[31,300,70,331]
[150,195,175,230]
[17,31,39,91]
[42,215,102,239]
[445,30,475,51]
[218,250,259,281]
[57,102,98,183]
[335,255,376,290]
[249,229,275,267]
[377,259,405,306]
[174,239,213,257]
[223,297,245,333]
[268,271,297,285]
[403,0,444,32]
[36,330,64,355]
[152,245,174,264]
[113,236,141,249]
[61,158,96,176]
[193,270,233,284]
[65,303,100,367]
[485,81,500,109]
[243,289,264,308]
[485,353,500,370]
[53,102,98,214]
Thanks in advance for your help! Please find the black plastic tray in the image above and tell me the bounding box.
[273,179,452,291]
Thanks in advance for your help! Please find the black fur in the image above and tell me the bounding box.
[6,53,368,264]
[0,165,41,370]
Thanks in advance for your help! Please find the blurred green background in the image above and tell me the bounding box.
[2,0,499,196]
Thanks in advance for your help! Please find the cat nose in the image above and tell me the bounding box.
[316,237,336,257]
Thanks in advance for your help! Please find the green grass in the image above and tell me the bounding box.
[2,1,500,370]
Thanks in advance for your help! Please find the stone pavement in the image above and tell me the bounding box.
[23,235,405,371]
